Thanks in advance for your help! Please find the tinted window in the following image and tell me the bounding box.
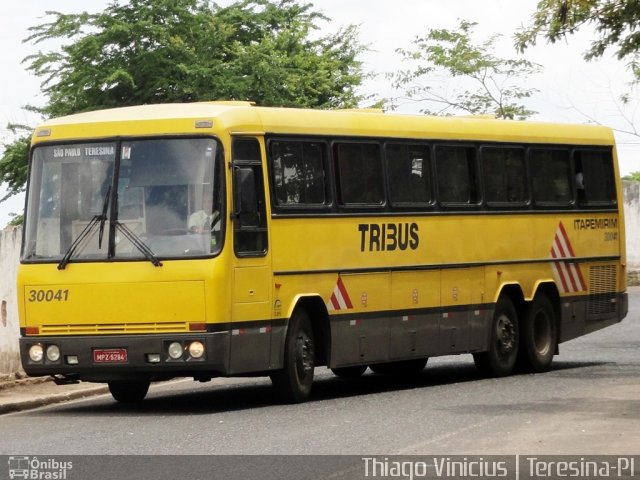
[482,146,527,204]
[575,150,616,205]
[271,141,327,206]
[233,138,268,256]
[531,149,572,205]
[435,146,478,205]
[233,138,261,161]
[386,143,432,205]
[335,143,383,205]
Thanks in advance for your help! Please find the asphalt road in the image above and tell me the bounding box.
[0,290,638,472]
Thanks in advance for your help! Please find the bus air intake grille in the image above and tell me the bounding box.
[587,265,617,320]
[40,322,190,335]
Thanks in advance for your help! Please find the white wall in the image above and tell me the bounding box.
[623,181,640,274]
[1,183,639,375]
[0,227,23,377]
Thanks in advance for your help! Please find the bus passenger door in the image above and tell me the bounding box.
[229,137,272,374]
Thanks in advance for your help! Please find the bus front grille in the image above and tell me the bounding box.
[40,322,190,335]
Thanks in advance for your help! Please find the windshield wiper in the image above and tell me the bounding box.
[57,187,112,270]
[97,185,111,249]
[114,221,163,267]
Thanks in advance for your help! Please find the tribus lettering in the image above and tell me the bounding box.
[358,223,419,252]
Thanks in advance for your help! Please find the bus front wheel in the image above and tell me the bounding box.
[518,294,557,372]
[474,296,519,377]
[108,380,150,403]
[270,309,315,403]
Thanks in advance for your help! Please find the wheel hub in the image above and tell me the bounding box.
[496,314,516,354]
[295,334,314,378]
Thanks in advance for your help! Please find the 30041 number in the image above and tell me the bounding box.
[28,289,69,302]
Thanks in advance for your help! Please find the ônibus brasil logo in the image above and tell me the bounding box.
[8,456,73,480]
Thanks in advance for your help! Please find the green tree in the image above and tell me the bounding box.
[0,124,31,202]
[391,20,541,119]
[517,2,640,140]
[623,171,640,181]
[1,0,365,204]
[516,0,640,80]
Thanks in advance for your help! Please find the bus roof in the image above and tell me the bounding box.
[32,101,615,147]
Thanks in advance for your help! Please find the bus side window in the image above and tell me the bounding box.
[481,146,527,205]
[530,149,572,206]
[270,140,327,207]
[335,142,384,206]
[386,143,432,206]
[435,145,478,206]
[575,149,616,206]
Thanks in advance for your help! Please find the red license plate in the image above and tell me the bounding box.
[93,348,128,363]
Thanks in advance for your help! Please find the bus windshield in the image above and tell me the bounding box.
[23,137,224,262]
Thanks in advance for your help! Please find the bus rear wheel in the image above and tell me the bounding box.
[270,309,315,403]
[474,296,519,377]
[518,294,557,372]
[331,365,368,378]
[108,380,150,403]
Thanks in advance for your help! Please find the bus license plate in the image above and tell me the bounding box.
[93,348,128,363]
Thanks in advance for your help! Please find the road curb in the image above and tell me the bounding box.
[0,385,109,415]
[0,375,52,391]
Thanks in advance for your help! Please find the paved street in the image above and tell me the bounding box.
[0,290,638,458]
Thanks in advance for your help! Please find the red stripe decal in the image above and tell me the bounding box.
[574,264,587,290]
[336,277,353,309]
[551,251,571,293]
[565,262,579,292]
[330,295,341,311]
[558,222,576,257]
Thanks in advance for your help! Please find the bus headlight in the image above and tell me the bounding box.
[29,344,44,362]
[46,345,61,362]
[188,341,205,359]
[168,342,183,360]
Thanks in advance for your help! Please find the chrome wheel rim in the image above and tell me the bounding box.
[496,313,516,355]
[295,332,314,380]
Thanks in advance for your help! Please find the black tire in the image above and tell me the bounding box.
[474,296,519,377]
[270,309,315,403]
[108,380,150,403]
[331,365,368,378]
[369,358,428,375]
[518,294,557,372]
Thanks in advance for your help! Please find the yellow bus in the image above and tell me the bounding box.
[18,102,628,403]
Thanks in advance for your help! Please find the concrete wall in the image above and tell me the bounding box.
[0,227,22,378]
[623,180,640,280]
[1,183,639,376]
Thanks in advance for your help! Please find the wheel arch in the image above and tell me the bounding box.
[495,282,526,316]
[497,282,561,340]
[285,294,331,367]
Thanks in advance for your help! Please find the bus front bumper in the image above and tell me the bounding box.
[19,332,231,382]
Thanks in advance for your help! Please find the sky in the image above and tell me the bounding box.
[1,0,639,228]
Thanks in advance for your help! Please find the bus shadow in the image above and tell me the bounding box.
[41,358,611,417]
